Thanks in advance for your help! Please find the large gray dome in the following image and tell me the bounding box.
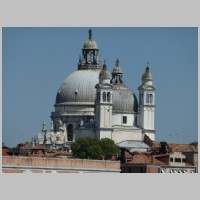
[56,69,101,104]
[55,69,138,113]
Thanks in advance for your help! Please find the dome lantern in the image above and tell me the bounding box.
[141,63,153,85]
[99,61,111,84]
[89,29,92,40]
[78,29,101,70]
[111,59,123,84]
[142,63,153,80]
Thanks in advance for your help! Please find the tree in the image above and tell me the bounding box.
[71,137,119,160]
[100,138,119,160]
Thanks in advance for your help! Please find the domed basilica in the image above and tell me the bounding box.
[35,29,156,150]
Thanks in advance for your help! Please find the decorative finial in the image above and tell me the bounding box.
[89,29,92,39]
[146,62,149,71]
[103,60,107,70]
[116,59,120,66]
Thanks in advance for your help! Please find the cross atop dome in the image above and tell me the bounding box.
[89,29,92,39]
[142,63,153,81]
[103,60,107,69]
[146,62,150,71]
[116,58,120,66]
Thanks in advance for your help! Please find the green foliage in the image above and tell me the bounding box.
[71,137,119,160]
[100,138,119,160]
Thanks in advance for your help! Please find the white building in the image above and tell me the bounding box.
[36,29,156,149]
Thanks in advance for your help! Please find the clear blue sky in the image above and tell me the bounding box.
[2,27,198,147]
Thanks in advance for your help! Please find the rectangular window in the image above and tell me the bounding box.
[182,158,186,163]
[146,94,149,103]
[123,116,127,124]
[194,154,198,161]
[140,167,144,173]
[128,167,132,173]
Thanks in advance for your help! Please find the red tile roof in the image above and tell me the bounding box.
[144,134,160,148]
[31,145,45,150]
[126,152,166,165]
[2,148,10,156]
[168,143,198,153]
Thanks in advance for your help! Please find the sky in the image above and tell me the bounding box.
[2,27,198,147]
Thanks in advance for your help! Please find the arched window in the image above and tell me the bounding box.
[175,158,181,163]
[103,92,106,102]
[150,94,153,104]
[107,92,111,102]
[67,124,73,141]
[146,94,150,103]
[170,157,173,162]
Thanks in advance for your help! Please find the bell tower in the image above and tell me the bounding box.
[138,64,156,140]
[95,62,113,139]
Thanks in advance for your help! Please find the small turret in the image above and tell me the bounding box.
[111,59,123,84]
[142,63,153,85]
[99,61,111,84]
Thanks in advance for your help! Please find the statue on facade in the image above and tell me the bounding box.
[32,137,36,146]
[56,132,66,143]
[37,132,45,144]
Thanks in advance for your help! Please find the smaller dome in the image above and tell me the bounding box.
[113,59,122,74]
[99,63,111,79]
[83,29,98,49]
[142,67,152,80]
[113,65,122,74]
[83,39,98,49]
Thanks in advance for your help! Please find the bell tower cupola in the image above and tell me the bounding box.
[99,61,111,84]
[78,29,101,70]
[110,59,123,84]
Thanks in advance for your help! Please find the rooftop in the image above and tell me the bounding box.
[117,140,151,152]
[168,143,198,153]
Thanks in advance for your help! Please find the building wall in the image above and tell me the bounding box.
[97,130,112,140]
[112,129,143,144]
[147,165,160,173]
[112,113,135,127]
[139,107,154,129]
[183,152,198,165]
[169,152,186,167]
[99,105,112,128]
[55,105,94,114]
[121,164,160,173]
[75,128,96,140]
[2,156,121,173]
[144,132,155,141]
[161,166,196,173]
